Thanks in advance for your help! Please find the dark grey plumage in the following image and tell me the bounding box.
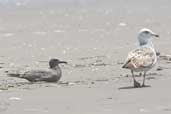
[7,59,67,82]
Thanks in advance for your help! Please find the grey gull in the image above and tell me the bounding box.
[7,58,67,82]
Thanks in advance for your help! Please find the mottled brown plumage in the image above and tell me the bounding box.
[122,28,159,87]
[123,46,156,71]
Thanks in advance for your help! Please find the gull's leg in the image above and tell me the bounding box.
[142,72,146,87]
[139,72,142,77]
[131,70,141,88]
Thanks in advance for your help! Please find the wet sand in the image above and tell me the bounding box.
[0,0,171,114]
[1,77,171,114]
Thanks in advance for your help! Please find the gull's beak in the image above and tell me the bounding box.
[59,61,68,64]
[152,33,159,37]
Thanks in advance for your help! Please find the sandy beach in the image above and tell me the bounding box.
[0,0,171,114]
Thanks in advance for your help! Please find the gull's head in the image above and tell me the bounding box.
[138,28,159,46]
[49,58,67,69]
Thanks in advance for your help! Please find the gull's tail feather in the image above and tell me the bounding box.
[122,63,127,68]
[122,63,129,69]
[7,73,21,77]
[6,71,24,78]
[122,59,131,69]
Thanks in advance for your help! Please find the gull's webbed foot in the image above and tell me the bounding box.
[134,80,141,88]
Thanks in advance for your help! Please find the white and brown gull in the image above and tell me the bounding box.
[122,28,159,87]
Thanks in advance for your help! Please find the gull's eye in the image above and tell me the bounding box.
[144,31,149,34]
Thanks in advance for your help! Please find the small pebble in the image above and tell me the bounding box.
[68,82,76,86]
[156,66,163,71]
[139,108,149,112]
[118,22,127,27]
[91,82,95,84]
[107,97,112,99]
[9,97,22,101]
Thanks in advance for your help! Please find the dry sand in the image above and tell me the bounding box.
[0,0,171,114]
